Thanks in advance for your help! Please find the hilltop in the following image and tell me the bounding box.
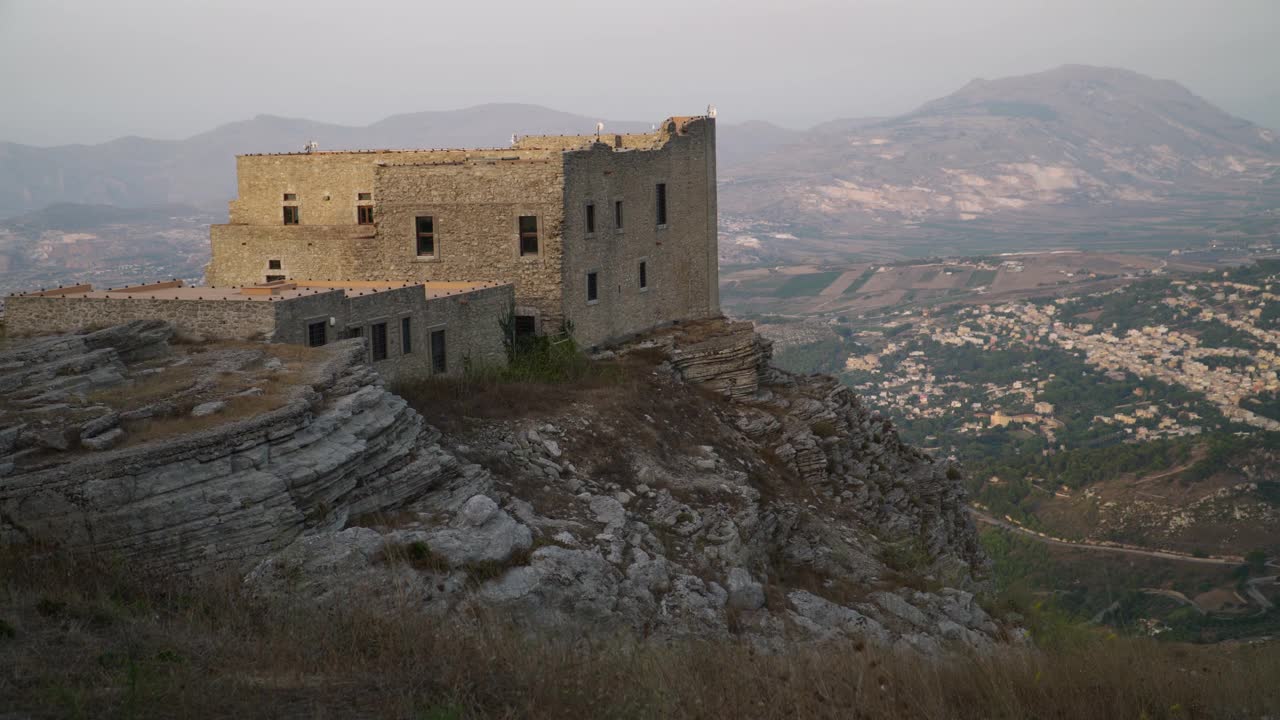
[0,318,996,650]
[720,65,1280,255]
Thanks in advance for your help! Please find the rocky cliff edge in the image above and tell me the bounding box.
[0,318,1006,651]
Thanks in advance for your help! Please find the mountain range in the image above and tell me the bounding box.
[720,65,1280,246]
[1,66,1277,249]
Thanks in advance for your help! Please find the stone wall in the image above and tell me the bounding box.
[210,159,564,331]
[206,224,376,286]
[3,295,277,340]
[273,284,513,382]
[369,160,566,331]
[226,149,556,226]
[5,283,511,380]
[206,117,718,349]
[559,117,719,347]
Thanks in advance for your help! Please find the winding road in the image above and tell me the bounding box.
[967,507,1245,566]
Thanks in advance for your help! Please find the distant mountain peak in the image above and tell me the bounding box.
[721,65,1279,241]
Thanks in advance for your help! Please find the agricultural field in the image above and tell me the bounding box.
[720,251,1213,319]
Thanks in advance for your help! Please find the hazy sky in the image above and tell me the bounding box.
[1,0,1277,146]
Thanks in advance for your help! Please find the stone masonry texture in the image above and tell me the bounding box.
[205,116,720,348]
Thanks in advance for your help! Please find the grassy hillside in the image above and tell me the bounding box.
[1,551,1277,719]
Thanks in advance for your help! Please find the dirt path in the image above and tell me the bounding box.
[1141,588,1206,614]
[968,507,1244,566]
[1134,457,1200,485]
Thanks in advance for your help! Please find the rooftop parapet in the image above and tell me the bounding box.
[512,115,713,153]
[233,116,713,159]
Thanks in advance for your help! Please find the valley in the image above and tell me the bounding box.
[723,253,1280,641]
[0,204,213,300]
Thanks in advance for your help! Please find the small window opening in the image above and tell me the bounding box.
[401,317,413,354]
[307,321,326,348]
[266,274,286,283]
[431,329,447,373]
[283,206,299,225]
[585,203,596,234]
[655,183,667,226]
[347,327,363,339]
[639,261,648,289]
[519,216,539,256]
[357,206,374,225]
[416,216,435,257]
[371,322,388,362]
[614,200,624,229]
[357,192,372,201]
[283,193,297,201]
[268,259,282,270]
[587,271,599,303]
[514,315,537,338]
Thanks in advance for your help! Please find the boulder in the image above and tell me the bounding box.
[422,495,533,567]
[725,567,765,610]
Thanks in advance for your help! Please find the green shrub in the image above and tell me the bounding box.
[810,420,837,438]
[882,537,932,573]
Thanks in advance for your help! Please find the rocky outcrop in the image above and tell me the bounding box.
[246,317,1004,651]
[3,318,1006,650]
[668,319,985,576]
[0,324,473,575]
[665,320,773,399]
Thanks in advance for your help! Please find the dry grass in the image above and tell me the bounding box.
[1,551,1277,719]
[120,391,294,446]
[86,364,202,409]
[261,343,327,364]
[392,359,635,430]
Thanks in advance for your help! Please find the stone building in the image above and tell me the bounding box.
[205,115,720,347]
[5,280,511,381]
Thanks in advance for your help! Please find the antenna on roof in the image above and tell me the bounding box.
[304,140,319,153]
[707,104,717,118]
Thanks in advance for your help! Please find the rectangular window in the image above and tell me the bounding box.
[347,327,363,339]
[371,322,388,362]
[614,200,624,230]
[357,205,374,225]
[587,271,599,303]
[519,216,539,256]
[655,183,667,226]
[357,192,372,201]
[283,193,297,201]
[585,203,596,234]
[268,259,282,270]
[307,321,326,348]
[415,216,435,257]
[431,329,447,374]
[401,317,412,354]
[265,274,286,283]
[283,206,299,225]
[514,315,537,338]
[639,261,648,289]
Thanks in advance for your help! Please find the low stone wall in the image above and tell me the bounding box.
[3,295,278,340]
[298,281,514,381]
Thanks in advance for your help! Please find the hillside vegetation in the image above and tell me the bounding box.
[1,551,1278,719]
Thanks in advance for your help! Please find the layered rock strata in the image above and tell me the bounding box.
[0,324,467,574]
